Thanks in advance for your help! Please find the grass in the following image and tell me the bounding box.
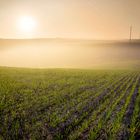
[0,67,139,140]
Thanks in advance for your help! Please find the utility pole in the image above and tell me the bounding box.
[129,25,132,43]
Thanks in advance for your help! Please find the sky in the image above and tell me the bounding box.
[0,0,140,39]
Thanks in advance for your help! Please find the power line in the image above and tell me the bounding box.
[129,25,132,42]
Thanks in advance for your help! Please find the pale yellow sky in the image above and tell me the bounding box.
[0,0,140,39]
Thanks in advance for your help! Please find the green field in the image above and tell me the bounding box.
[0,67,140,140]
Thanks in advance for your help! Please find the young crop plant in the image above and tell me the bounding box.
[0,67,140,140]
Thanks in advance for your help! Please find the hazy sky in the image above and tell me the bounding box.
[0,0,140,39]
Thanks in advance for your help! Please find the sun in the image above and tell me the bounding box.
[18,16,37,32]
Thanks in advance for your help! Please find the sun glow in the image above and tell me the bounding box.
[18,16,37,32]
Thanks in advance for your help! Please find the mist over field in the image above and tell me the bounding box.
[1,0,140,139]
[0,39,140,69]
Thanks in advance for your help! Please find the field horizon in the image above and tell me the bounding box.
[0,38,140,69]
[1,0,140,139]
